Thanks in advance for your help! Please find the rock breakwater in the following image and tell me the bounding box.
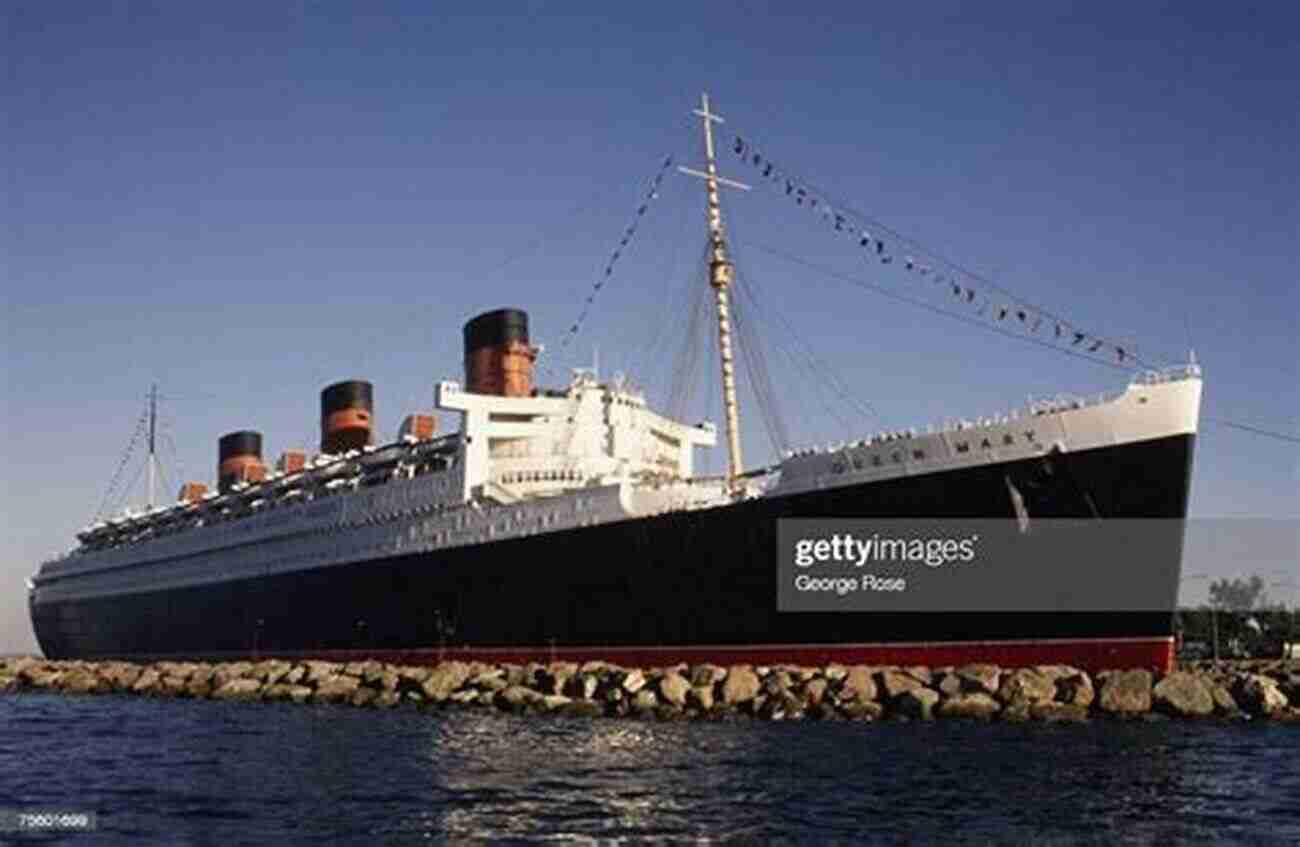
[4,657,1297,723]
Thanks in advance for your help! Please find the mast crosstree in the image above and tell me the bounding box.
[679,93,750,493]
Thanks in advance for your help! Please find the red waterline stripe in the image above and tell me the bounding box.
[94,637,1175,675]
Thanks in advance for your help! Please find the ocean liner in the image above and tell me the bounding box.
[28,96,1202,673]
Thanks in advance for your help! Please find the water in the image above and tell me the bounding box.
[3,694,1298,844]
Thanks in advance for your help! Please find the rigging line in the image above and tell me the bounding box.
[664,240,708,412]
[635,185,696,387]
[703,322,717,474]
[728,130,1169,366]
[108,459,149,519]
[156,457,175,505]
[732,268,859,442]
[667,260,711,422]
[728,262,794,450]
[730,287,785,457]
[729,236,883,427]
[654,238,712,406]
[1205,418,1300,445]
[738,273,880,430]
[744,240,1142,374]
[161,431,186,492]
[731,280,791,453]
[678,267,712,424]
[94,404,149,521]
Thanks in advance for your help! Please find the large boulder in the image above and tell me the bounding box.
[540,694,572,712]
[841,700,884,721]
[159,675,189,697]
[955,664,1001,696]
[689,664,726,687]
[1236,675,1289,717]
[631,690,659,713]
[344,660,379,678]
[421,662,473,703]
[841,667,878,703]
[1030,703,1089,723]
[562,700,604,718]
[349,688,378,708]
[254,660,293,685]
[131,668,162,695]
[537,663,577,696]
[100,663,142,691]
[1153,672,1214,717]
[1097,670,1153,715]
[658,671,690,708]
[471,673,509,693]
[803,678,829,707]
[1056,672,1096,709]
[688,685,715,712]
[304,661,341,685]
[997,669,1057,706]
[877,669,924,700]
[264,684,313,703]
[904,666,933,685]
[762,670,795,697]
[495,685,542,713]
[721,666,761,705]
[757,692,805,720]
[212,662,254,688]
[937,693,1000,720]
[23,668,64,689]
[315,675,361,704]
[1035,665,1086,685]
[60,669,105,695]
[212,679,263,702]
[1210,683,1240,716]
[1276,673,1300,704]
[824,665,848,682]
[620,670,648,694]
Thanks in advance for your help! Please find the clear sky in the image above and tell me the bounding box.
[4,2,1297,653]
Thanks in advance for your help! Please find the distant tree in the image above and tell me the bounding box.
[1209,575,1266,612]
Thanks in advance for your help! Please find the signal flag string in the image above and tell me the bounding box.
[552,155,676,369]
[727,133,1157,370]
[94,403,150,522]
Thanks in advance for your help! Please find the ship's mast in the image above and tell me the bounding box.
[147,382,157,509]
[679,93,750,492]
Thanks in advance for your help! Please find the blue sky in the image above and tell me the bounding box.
[4,2,1297,652]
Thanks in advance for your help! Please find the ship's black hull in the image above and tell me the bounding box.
[31,433,1195,672]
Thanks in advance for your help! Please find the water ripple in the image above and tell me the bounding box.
[2,693,1298,843]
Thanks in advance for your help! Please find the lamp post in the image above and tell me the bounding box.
[1182,573,1218,664]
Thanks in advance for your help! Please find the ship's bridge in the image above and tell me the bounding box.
[436,371,716,503]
